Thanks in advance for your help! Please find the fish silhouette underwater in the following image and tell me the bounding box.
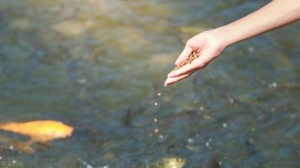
[0,120,74,154]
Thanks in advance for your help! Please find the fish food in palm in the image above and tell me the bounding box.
[173,51,199,71]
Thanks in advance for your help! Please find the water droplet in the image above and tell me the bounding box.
[223,123,227,128]
[248,47,254,52]
[205,142,211,148]
[187,138,194,143]
[268,82,277,88]
[228,98,234,103]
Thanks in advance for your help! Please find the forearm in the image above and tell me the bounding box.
[217,0,300,48]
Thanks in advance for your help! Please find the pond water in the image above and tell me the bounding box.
[0,0,299,167]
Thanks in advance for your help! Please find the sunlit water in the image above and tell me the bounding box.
[0,0,299,167]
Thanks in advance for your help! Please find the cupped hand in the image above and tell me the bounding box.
[164,29,227,87]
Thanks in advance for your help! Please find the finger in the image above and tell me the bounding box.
[165,66,199,86]
[164,73,190,87]
[175,46,193,65]
[168,62,197,78]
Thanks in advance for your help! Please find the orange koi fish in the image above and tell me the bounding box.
[0,120,74,142]
[0,120,74,153]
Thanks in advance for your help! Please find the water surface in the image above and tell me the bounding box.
[0,0,299,167]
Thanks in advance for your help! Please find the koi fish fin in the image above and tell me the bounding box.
[0,136,35,154]
[10,139,35,154]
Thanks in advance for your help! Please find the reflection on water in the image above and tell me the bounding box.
[0,0,299,167]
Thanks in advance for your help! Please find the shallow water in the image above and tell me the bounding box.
[0,0,299,167]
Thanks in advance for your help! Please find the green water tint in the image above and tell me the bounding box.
[0,0,299,167]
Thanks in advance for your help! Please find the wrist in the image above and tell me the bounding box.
[211,27,237,49]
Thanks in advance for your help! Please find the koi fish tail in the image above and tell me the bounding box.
[0,123,22,134]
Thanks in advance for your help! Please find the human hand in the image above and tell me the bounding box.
[164,29,227,87]
[164,0,300,87]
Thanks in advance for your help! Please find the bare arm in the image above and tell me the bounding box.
[165,0,300,87]
[219,0,300,46]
